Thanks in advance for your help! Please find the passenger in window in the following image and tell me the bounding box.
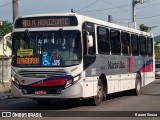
[122,41,130,55]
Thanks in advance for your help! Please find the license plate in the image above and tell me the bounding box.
[35,90,47,95]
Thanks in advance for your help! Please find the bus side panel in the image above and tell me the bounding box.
[84,54,154,95]
[110,75,119,93]
[82,77,97,98]
[141,72,155,87]
[120,74,128,92]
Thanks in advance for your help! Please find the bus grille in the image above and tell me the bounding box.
[26,88,62,94]
[21,87,63,95]
[17,69,67,78]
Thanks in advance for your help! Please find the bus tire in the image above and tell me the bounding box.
[90,78,103,106]
[133,73,141,95]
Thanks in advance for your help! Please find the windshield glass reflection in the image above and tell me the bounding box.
[12,30,82,66]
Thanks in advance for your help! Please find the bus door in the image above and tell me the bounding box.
[82,22,96,69]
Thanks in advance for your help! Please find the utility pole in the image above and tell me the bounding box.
[132,0,136,23]
[108,15,113,23]
[12,0,19,22]
[129,0,144,29]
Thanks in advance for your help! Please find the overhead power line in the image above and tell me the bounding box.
[75,0,101,12]
[78,3,130,13]
[136,1,160,10]
[0,2,12,8]
[0,0,22,8]
[110,0,160,15]
[111,0,160,14]
[116,13,160,21]
[102,0,128,11]
[78,0,160,15]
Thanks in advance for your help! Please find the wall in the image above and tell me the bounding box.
[0,60,11,83]
[0,35,12,83]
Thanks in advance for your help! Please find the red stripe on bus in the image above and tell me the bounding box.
[139,64,153,72]
[31,79,68,87]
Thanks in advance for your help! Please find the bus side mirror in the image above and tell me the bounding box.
[87,35,93,47]
[3,32,11,51]
[3,37,7,51]
[83,31,94,55]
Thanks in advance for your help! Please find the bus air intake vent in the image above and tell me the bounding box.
[17,69,67,78]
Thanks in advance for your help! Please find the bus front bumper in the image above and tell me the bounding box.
[11,82,84,99]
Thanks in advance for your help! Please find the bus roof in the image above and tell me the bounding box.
[15,13,153,37]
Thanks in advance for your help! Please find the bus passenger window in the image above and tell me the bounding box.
[147,37,153,56]
[121,32,131,55]
[110,29,121,55]
[140,36,147,56]
[131,34,139,56]
[97,27,110,54]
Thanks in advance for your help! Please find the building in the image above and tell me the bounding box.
[0,33,12,83]
[0,20,3,26]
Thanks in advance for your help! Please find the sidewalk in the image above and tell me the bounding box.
[0,82,12,100]
[0,92,12,100]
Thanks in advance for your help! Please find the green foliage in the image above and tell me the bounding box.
[154,36,160,61]
[154,35,160,42]
[139,24,151,32]
[0,21,12,36]
[139,24,157,32]
[155,42,160,61]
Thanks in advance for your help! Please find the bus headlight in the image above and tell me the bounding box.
[11,76,20,88]
[11,76,15,81]
[65,79,73,88]
[14,80,20,86]
[73,74,81,83]
[65,74,81,88]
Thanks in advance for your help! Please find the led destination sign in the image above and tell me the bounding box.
[15,16,78,28]
[22,18,70,27]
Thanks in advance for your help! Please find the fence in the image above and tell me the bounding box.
[0,60,11,83]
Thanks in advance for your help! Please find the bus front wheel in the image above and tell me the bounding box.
[90,78,103,106]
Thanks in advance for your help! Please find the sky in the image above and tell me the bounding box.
[0,0,160,36]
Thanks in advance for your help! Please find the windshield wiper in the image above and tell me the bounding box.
[59,28,69,42]
[59,28,73,60]
[25,29,33,47]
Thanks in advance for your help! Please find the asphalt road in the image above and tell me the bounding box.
[0,79,160,120]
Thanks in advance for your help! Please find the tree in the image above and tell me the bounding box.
[139,24,160,60]
[155,42,160,61]
[139,24,157,32]
[139,24,151,32]
[0,21,12,36]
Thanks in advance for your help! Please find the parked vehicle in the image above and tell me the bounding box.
[155,62,160,78]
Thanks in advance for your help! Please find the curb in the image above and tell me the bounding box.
[0,82,11,92]
[0,93,13,100]
[0,81,12,100]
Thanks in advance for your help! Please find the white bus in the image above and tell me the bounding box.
[11,13,155,105]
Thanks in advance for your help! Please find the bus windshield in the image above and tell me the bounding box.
[12,30,82,67]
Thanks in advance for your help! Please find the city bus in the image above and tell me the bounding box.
[11,13,155,106]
